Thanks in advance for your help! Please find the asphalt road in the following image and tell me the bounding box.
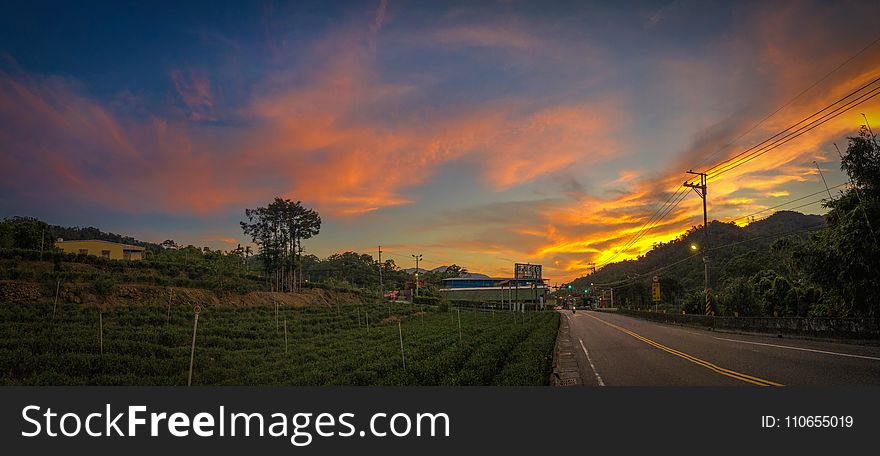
[564,310,880,386]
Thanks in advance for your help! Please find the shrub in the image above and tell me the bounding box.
[91,276,116,297]
[413,296,440,306]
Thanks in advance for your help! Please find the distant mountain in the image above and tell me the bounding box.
[404,266,454,274]
[567,210,826,293]
[459,272,491,279]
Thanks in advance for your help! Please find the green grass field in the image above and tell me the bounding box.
[0,300,559,385]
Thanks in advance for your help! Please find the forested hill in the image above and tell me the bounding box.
[568,211,825,296]
[0,216,164,253]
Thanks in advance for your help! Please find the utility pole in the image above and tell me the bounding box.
[587,262,597,274]
[684,170,712,316]
[378,245,384,301]
[411,254,422,298]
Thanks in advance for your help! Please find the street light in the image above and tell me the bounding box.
[690,243,699,251]
[411,254,423,298]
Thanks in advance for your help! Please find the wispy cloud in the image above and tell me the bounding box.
[170,68,217,121]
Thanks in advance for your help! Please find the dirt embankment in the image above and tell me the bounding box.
[0,280,366,309]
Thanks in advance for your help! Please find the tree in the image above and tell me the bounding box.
[0,216,52,250]
[795,126,880,317]
[240,198,321,292]
[717,276,757,317]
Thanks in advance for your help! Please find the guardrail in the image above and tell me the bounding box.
[604,308,880,340]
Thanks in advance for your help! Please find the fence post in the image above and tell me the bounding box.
[457,308,462,341]
[52,278,61,319]
[398,321,406,370]
[188,305,201,386]
[166,287,173,325]
[284,317,288,354]
[99,310,103,355]
[275,301,279,331]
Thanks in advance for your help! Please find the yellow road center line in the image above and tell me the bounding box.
[585,313,783,386]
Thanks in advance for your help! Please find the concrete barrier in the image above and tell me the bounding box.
[604,308,880,340]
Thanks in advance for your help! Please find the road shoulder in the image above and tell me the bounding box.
[550,312,582,386]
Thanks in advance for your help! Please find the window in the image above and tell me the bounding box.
[123,251,131,260]
[101,250,111,258]
[78,249,88,255]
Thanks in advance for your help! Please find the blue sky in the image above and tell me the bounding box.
[1,0,879,281]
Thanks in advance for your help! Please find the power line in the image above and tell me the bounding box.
[692,32,880,170]
[594,60,879,270]
[728,183,846,223]
[595,186,691,269]
[598,185,687,263]
[590,35,880,273]
[707,222,827,251]
[593,222,828,288]
[704,79,880,178]
[593,253,702,287]
[707,87,880,179]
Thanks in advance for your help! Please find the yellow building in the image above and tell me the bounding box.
[56,239,146,261]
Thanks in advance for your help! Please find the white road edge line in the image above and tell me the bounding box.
[579,338,605,386]
[713,336,880,361]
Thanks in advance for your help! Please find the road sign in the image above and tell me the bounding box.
[651,281,661,302]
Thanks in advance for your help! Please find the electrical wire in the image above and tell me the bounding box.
[592,222,828,288]
[705,80,880,178]
[728,183,847,223]
[692,33,880,170]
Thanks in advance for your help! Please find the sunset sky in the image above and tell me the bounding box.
[2,0,880,283]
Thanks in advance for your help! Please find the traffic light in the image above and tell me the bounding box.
[567,284,572,289]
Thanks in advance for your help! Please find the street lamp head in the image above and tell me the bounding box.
[690,244,699,251]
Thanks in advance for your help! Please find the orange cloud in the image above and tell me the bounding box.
[0,14,622,219]
[231,22,622,216]
[0,71,269,214]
